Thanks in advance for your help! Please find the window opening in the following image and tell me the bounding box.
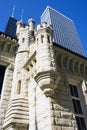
[70,84,86,130]
[0,65,6,95]
[17,80,21,94]
[22,38,25,43]
[41,35,44,43]
[47,35,50,43]
[37,38,39,44]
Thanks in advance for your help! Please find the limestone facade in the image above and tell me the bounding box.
[0,32,18,130]
[0,19,87,130]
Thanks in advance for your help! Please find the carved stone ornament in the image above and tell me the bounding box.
[34,70,60,97]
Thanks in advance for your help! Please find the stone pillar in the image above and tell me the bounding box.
[28,19,35,31]
[28,19,35,42]
[0,64,14,130]
[28,78,52,130]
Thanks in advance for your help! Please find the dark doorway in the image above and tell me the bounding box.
[0,65,6,95]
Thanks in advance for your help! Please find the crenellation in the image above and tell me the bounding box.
[28,18,35,31]
[16,20,24,37]
[36,24,42,31]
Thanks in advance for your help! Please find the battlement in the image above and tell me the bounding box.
[36,22,53,31]
[16,19,53,35]
[28,18,35,31]
[0,31,17,42]
[16,18,35,36]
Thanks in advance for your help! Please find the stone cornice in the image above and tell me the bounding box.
[0,32,18,59]
[54,42,87,60]
[55,46,87,79]
[0,31,17,42]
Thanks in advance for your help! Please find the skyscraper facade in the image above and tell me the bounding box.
[5,16,17,38]
[41,6,85,56]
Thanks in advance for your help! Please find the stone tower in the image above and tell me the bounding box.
[1,18,59,130]
[3,20,30,130]
[0,7,87,130]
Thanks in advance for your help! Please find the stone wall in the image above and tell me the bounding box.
[0,33,18,130]
[50,83,76,130]
[0,65,14,130]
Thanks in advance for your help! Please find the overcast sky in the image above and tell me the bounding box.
[0,0,87,55]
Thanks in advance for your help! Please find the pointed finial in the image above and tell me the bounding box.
[21,9,24,21]
[11,5,15,17]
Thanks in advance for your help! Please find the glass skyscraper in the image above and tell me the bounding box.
[5,16,17,38]
[41,6,85,56]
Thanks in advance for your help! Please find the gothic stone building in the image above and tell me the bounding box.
[0,7,87,130]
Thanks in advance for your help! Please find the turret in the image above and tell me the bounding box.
[16,20,30,48]
[28,18,35,42]
[34,22,58,97]
[28,18,35,31]
[16,20,24,38]
[3,20,29,129]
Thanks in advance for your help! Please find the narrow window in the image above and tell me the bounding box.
[0,65,6,96]
[37,38,38,44]
[47,35,50,43]
[72,99,83,114]
[70,84,79,97]
[17,80,21,94]
[22,38,25,43]
[70,84,86,130]
[41,35,44,43]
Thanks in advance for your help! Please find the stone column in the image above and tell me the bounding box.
[28,78,52,130]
